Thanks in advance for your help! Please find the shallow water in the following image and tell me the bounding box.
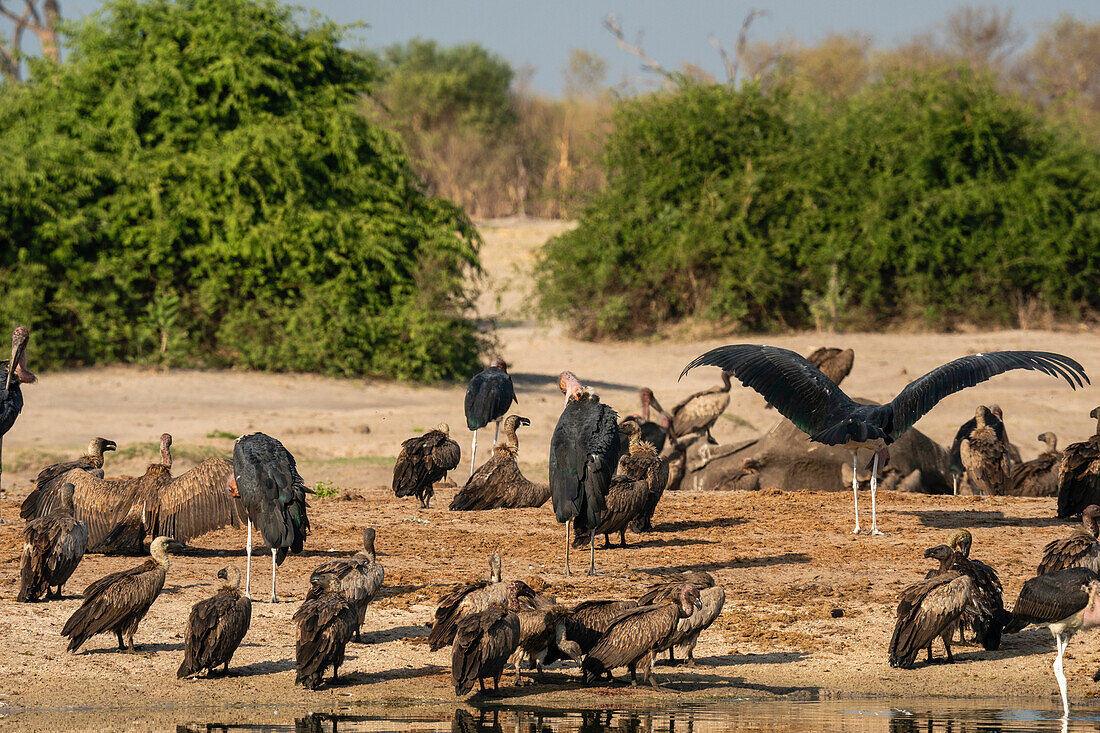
[10,700,1100,733]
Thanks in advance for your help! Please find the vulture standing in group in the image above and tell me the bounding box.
[1,326,35,524]
[636,571,720,665]
[552,599,639,659]
[1005,567,1100,718]
[464,357,517,477]
[1038,504,1100,575]
[550,371,620,575]
[958,406,1010,496]
[22,436,116,519]
[294,574,358,690]
[582,584,702,689]
[1008,432,1062,497]
[230,433,310,602]
[429,554,537,651]
[452,580,525,696]
[577,419,651,550]
[618,417,670,534]
[510,604,581,685]
[94,433,241,554]
[681,345,1089,535]
[888,557,989,668]
[1057,407,1100,519]
[949,405,1021,493]
[62,536,171,653]
[618,388,669,455]
[663,372,732,445]
[178,566,252,678]
[449,415,550,511]
[308,527,384,642]
[17,482,88,602]
[392,423,461,509]
[923,538,1008,650]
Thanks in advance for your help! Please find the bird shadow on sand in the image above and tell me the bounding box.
[377,584,425,600]
[675,675,821,699]
[637,552,811,575]
[358,625,429,644]
[661,651,808,667]
[899,509,1068,530]
[347,664,448,685]
[508,372,639,394]
[222,658,296,678]
[656,516,748,532]
[623,536,718,550]
[81,641,183,655]
[168,546,357,560]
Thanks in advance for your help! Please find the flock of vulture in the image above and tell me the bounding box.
[3,325,1100,712]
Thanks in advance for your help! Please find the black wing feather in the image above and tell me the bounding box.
[1007,567,1098,632]
[464,368,517,431]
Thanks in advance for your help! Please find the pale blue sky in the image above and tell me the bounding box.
[44,1,1100,94]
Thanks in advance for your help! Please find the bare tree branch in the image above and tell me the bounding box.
[707,9,765,86]
[0,0,61,81]
[603,13,669,80]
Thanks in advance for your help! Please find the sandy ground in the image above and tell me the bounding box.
[0,218,1098,729]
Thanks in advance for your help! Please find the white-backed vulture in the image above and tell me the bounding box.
[665,372,732,445]
[582,584,701,689]
[178,566,252,678]
[637,570,715,606]
[960,406,1009,495]
[452,580,523,696]
[429,554,538,651]
[449,416,550,511]
[660,585,725,665]
[1008,432,1062,497]
[1056,407,1100,519]
[510,604,581,685]
[888,570,988,668]
[294,575,358,689]
[62,536,170,652]
[1039,504,1100,576]
[17,482,88,602]
[393,423,461,509]
[308,527,384,642]
[618,417,670,534]
[21,437,116,520]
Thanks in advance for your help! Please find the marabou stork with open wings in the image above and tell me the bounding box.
[681,346,1088,534]
[550,371,620,576]
[230,433,310,602]
[464,357,517,478]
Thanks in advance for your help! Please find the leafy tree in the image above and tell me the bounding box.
[0,0,482,381]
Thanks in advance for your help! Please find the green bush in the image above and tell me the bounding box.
[0,0,483,381]
[536,69,1100,336]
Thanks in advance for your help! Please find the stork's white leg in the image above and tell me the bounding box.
[564,522,571,576]
[244,519,253,600]
[851,452,861,534]
[869,451,883,535]
[952,474,958,496]
[493,419,500,447]
[587,531,599,576]
[469,430,478,478]
[1054,632,1070,718]
[270,548,279,603]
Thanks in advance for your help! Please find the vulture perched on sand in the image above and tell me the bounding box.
[308,528,384,642]
[429,554,539,650]
[959,406,1010,496]
[393,423,461,509]
[294,574,358,690]
[1057,407,1100,519]
[511,604,581,685]
[924,537,1009,650]
[551,371,620,575]
[178,566,252,678]
[464,357,517,476]
[0,325,36,524]
[582,584,702,689]
[1008,432,1062,497]
[1038,505,1100,576]
[62,536,170,652]
[616,417,670,533]
[17,482,88,602]
[230,432,310,602]
[618,388,669,455]
[549,599,639,660]
[94,433,241,555]
[449,416,550,511]
[659,585,725,666]
[21,437,116,519]
[889,547,991,668]
[452,580,524,696]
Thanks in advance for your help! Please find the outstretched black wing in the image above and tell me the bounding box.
[680,344,855,436]
[888,352,1088,441]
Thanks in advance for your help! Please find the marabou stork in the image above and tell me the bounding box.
[464,357,517,477]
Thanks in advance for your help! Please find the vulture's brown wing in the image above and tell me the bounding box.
[588,603,679,670]
[1038,534,1100,575]
[22,457,97,519]
[58,470,142,549]
[889,574,979,666]
[430,436,461,473]
[62,560,166,645]
[450,455,510,510]
[152,458,241,543]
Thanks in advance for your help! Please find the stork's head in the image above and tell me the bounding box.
[489,356,507,372]
[159,433,173,467]
[559,371,584,404]
[5,326,35,391]
[989,404,1004,421]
